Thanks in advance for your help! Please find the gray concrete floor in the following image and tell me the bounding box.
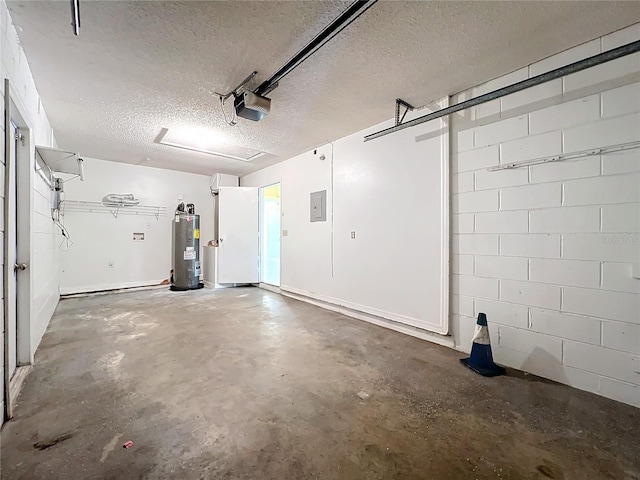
[1,287,639,480]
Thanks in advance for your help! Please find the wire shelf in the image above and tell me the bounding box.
[62,200,168,219]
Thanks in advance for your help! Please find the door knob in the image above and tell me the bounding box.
[14,263,28,271]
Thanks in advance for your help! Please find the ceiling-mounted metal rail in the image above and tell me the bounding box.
[70,0,81,36]
[255,0,379,96]
[364,40,640,142]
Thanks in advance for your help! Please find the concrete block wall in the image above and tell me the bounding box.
[450,24,640,407]
[1,0,58,358]
[0,0,58,420]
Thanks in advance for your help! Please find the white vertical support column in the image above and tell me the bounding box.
[441,96,451,334]
[3,77,12,420]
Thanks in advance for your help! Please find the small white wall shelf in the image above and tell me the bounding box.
[62,200,167,219]
[35,146,84,181]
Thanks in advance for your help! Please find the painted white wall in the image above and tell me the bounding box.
[244,24,640,407]
[449,24,640,407]
[242,107,449,335]
[0,0,59,418]
[60,158,214,294]
[31,173,60,355]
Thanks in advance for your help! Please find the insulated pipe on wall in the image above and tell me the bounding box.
[364,39,640,141]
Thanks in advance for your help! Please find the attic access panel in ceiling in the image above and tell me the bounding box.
[156,128,266,162]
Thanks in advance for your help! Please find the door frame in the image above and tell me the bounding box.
[3,79,35,420]
[258,182,282,287]
[6,119,18,379]
[13,97,34,367]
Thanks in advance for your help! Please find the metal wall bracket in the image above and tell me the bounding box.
[214,71,258,102]
[35,146,84,182]
[395,98,415,126]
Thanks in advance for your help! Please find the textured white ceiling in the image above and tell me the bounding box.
[7,1,640,176]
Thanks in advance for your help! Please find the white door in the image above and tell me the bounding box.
[7,121,18,378]
[218,187,259,283]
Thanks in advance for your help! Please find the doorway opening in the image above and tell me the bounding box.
[259,183,281,286]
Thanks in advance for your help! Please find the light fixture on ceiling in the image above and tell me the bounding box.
[70,0,80,36]
[155,128,266,162]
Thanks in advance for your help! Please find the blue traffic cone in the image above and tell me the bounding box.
[460,313,505,377]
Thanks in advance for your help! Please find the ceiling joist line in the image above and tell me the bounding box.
[365,39,640,142]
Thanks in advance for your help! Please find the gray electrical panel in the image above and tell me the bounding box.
[310,190,326,222]
[171,212,203,290]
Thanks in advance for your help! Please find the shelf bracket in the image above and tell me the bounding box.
[395,98,415,126]
[35,146,84,181]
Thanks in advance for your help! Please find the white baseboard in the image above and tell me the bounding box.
[203,281,249,289]
[281,285,448,335]
[61,283,167,298]
[258,283,281,294]
[280,288,455,349]
[9,365,32,411]
[60,278,166,295]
